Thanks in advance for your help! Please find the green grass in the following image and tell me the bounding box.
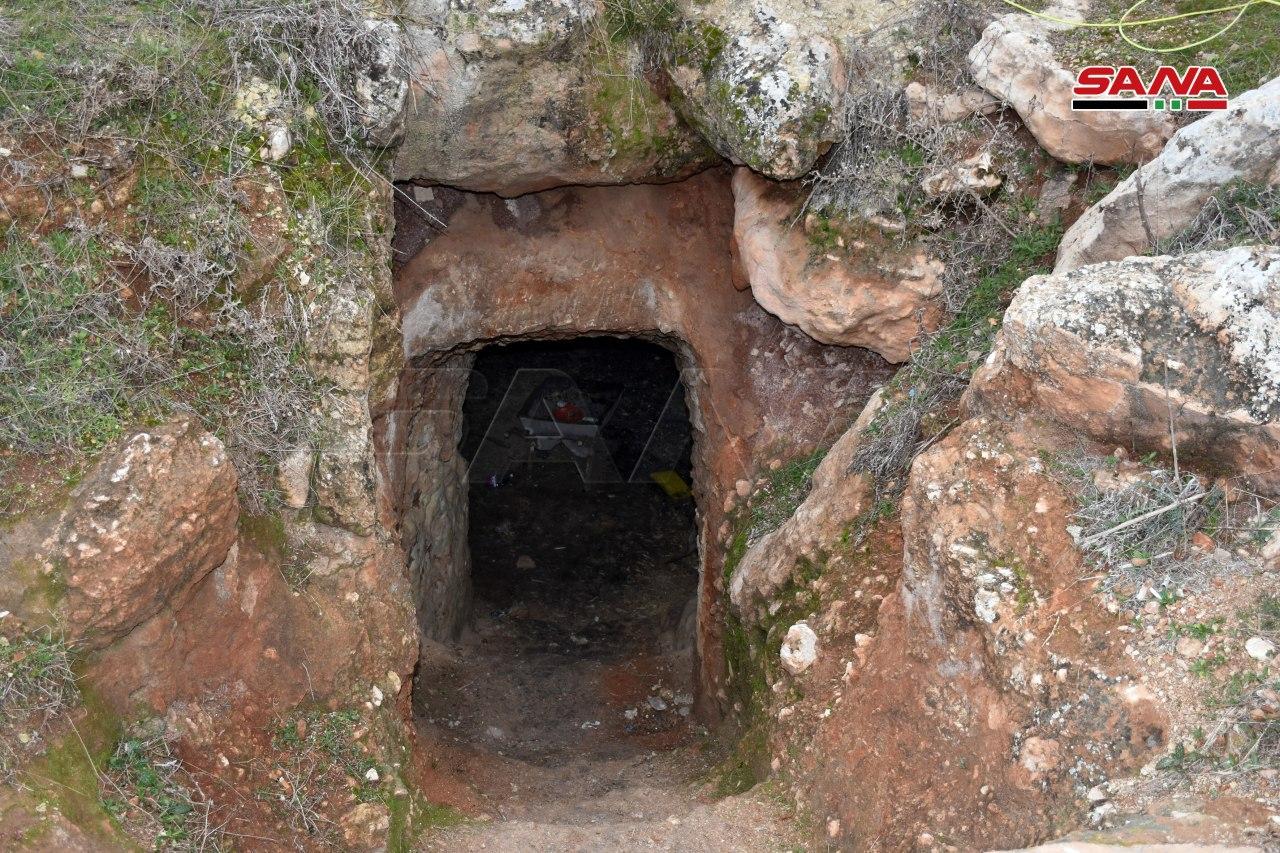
[0,226,308,460]
[387,791,469,851]
[0,0,223,131]
[719,447,829,587]
[745,450,827,539]
[1150,594,1280,776]
[271,708,382,803]
[1254,595,1280,635]
[1172,618,1224,640]
[901,218,1063,382]
[1189,653,1227,677]
[1050,0,1280,98]
[0,0,383,512]
[601,0,680,43]
[102,735,211,849]
[0,629,80,782]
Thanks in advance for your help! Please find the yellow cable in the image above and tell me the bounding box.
[996,0,1280,54]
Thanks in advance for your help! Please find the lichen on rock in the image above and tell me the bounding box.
[663,0,910,179]
[394,0,713,194]
[968,245,1280,494]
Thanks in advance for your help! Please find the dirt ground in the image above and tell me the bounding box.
[409,340,801,851]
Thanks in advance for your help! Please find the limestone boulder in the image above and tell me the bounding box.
[729,389,880,615]
[968,13,1174,165]
[51,420,238,648]
[665,0,909,179]
[732,168,943,362]
[355,14,414,144]
[967,246,1280,494]
[1056,75,1280,272]
[393,0,713,195]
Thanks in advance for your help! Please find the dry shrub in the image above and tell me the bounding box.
[0,0,402,511]
[1164,180,1280,254]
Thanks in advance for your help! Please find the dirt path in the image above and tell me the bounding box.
[417,749,798,852]
[412,611,801,852]
[410,341,802,851]
[408,474,799,851]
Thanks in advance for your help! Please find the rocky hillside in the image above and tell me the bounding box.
[0,0,1278,850]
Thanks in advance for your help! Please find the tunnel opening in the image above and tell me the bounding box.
[410,336,704,806]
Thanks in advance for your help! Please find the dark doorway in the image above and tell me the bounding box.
[462,337,696,613]
[413,338,701,806]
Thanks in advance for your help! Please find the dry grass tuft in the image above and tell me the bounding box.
[0,0,401,512]
[101,724,228,851]
[0,627,79,783]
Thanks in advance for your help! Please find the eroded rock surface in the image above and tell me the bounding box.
[665,0,909,179]
[793,417,1165,848]
[394,0,713,195]
[47,420,238,649]
[969,13,1174,165]
[1056,76,1280,272]
[967,246,1280,494]
[731,168,943,362]
[729,388,880,614]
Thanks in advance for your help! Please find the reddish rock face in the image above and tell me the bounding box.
[790,417,1165,849]
[729,389,881,616]
[55,420,239,649]
[87,531,417,721]
[731,168,944,363]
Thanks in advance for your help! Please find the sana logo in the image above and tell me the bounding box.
[1071,65,1229,111]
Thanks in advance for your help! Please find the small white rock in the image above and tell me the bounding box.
[1246,636,1276,661]
[264,125,292,161]
[364,767,380,783]
[780,622,819,675]
[371,685,384,707]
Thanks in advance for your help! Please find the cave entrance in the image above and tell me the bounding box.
[412,337,701,786]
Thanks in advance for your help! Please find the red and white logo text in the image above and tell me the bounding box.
[1071,65,1229,111]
